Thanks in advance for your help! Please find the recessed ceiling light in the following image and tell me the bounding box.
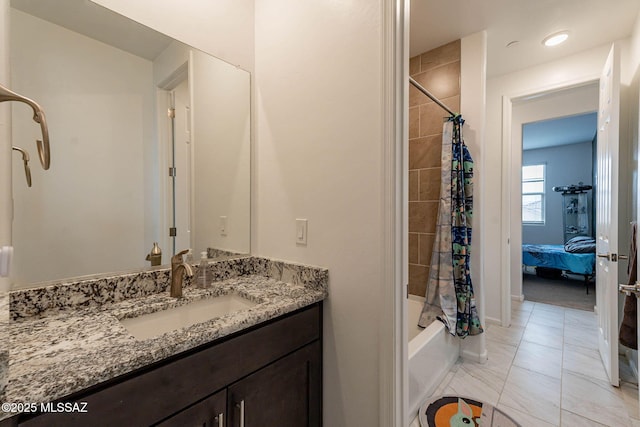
[542,31,569,47]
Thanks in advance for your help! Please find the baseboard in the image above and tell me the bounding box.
[485,316,501,325]
[461,347,488,364]
[621,346,639,383]
[511,294,524,302]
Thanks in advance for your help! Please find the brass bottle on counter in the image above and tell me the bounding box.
[146,242,162,266]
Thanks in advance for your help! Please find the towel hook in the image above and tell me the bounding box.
[12,146,32,187]
[0,83,50,170]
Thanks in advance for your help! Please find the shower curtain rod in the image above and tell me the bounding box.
[409,76,457,117]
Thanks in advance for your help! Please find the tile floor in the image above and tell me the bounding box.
[411,300,640,426]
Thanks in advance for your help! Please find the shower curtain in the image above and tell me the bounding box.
[418,116,483,338]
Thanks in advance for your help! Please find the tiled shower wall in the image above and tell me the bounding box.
[408,40,461,297]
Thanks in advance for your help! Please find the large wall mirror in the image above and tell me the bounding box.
[9,0,251,289]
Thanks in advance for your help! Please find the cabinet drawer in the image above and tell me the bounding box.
[19,303,321,427]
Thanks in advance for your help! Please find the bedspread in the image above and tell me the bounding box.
[522,244,595,275]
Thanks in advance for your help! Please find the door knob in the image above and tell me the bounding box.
[619,283,640,296]
[597,253,610,260]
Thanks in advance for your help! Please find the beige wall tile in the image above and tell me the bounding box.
[419,168,441,201]
[409,55,420,75]
[442,95,461,114]
[409,40,460,292]
[409,135,442,169]
[420,103,448,137]
[408,201,438,233]
[413,61,460,101]
[409,233,419,264]
[409,106,419,139]
[409,83,432,107]
[409,264,428,296]
[420,39,460,72]
[409,170,419,201]
[419,233,435,266]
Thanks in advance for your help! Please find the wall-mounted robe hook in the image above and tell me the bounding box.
[12,146,32,187]
[0,83,50,170]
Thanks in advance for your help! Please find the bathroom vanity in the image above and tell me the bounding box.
[1,256,327,427]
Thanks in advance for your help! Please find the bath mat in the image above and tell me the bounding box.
[419,395,521,427]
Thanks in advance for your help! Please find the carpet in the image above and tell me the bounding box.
[522,273,595,311]
[418,395,521,427]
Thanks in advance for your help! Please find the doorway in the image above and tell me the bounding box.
[507,82,600,304]
[520,111,598,311]
[502,47,637,395]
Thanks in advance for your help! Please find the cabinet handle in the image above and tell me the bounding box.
[214,413,224,427]
[235,400,245,427]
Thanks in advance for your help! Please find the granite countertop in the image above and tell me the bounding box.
[4,256,328,416]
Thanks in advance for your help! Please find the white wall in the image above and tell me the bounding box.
[0,0,11,397]
[254,2,384,425]
[623,8,640,380]
[460,31,487,361]
[152,42,252,257]
[93,1,392,425]
[485,44,611,322]
[191,50,251,255]
[10,10,154,285]
[522,142,594,244]
[0,0,10,294]
[91,0,254,72]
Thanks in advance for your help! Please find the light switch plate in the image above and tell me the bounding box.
[296,219,308,245]
[220,216,227,236]
[0,246,13,277]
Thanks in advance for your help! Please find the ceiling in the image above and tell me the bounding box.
[522,112,597,151]
[11,0,173,60]
[410,0,640,77]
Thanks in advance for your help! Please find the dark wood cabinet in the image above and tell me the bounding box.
[227,341,321,427]
[156,389,226,427]
[14,303,322,427]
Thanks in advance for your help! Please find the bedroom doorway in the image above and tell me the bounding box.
[520,112,598,311]
[509,82,600,311]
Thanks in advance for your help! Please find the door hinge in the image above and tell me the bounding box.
[169,167,176,177]
[169,227,177,237]
[168,108,175,118]
[406,284,409,299]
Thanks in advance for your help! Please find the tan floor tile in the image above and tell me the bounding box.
[561,370,630,427]
[498,403,557,427]
[499,366,561,425]
[561,410,608,426]
[562,343,608,382]
[513,340,563,379]
[485,323,525,347]
[522,321,564,349]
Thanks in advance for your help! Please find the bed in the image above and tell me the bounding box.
[522,244,596,293]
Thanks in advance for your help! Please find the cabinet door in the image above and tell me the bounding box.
[155,389,226,427]
[227,342,321,427]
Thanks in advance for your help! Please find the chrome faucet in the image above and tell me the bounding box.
[170,249,193,298]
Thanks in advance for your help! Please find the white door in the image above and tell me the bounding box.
[596,43,620,387]
[170,79,192,254]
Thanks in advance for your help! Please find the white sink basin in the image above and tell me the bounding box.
[120,293,257,340]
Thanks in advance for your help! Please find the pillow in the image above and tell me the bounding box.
[564,236,596,253]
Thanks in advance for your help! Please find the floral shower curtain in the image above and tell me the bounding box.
[418,116,483,338]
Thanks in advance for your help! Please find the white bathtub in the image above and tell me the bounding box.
[408,295,459,418]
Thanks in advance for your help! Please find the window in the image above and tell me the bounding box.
[522,164,545,224]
